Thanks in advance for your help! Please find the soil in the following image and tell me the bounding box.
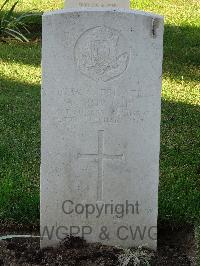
[0,224,198,266]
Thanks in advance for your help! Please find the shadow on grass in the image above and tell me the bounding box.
[0,77,40,223]
[160,99,200,224]
[0,41,41,67]
[0,10,42,31]
[0,10,42,67]
[0,76,199,224]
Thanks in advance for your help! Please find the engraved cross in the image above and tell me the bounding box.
[78,130,124,201]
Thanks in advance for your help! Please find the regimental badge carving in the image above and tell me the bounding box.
[74,26,130,82]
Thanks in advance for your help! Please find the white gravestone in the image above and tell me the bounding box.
[66,0,129,8]
[41,7,164,250]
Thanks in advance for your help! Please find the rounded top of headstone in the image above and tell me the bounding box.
[43,7,163,22]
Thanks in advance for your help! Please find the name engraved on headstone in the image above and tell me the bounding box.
[59,91,149,124]
[56,88,150,124]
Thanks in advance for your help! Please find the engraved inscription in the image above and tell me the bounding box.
[78,2,117,7]
[55,87,150,125]
[78,130,124,200]
[67,0,130,9]
[74,26,130,82]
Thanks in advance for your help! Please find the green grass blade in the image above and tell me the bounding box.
[0,1,36,41]
[3,1,19,22]
[4,29,23,42]
[15,12,40,21]
[0,0,10,12]
[0,16,9,29]
[5,28,29,42]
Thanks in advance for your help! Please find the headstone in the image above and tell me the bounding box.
[41,5,164,250]
[66,0,129,8]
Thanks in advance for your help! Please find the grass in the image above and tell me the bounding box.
[2,0,63,12]
[0,42,41,222]
[0,0,199,233]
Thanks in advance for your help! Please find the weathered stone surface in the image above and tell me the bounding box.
[66,0,129,9]
[41,8,164,250]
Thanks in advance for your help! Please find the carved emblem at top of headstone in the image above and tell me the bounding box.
[74,26,130,82]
